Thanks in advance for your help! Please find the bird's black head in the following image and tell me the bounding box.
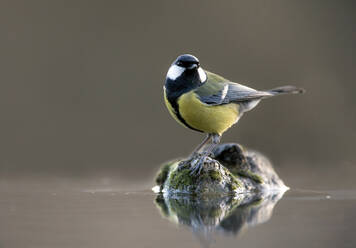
[175,54,200,70]
[165,54,207,94]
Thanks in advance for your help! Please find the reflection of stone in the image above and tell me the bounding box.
[154,143,288,195]
[155,190,285,241]
[217,192,284,235]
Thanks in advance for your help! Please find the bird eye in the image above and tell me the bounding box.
[177,61,183,66]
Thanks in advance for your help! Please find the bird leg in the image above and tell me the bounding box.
[189,134,221,175]
[188,134,212,159]
[202,134,221,157]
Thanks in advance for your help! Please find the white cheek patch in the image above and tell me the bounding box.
[167,65,185,80]
[198,67,207,82]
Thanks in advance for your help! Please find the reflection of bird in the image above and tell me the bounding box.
[164,54,304,174]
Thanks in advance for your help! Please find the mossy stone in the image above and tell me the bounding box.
[154,143,288,195]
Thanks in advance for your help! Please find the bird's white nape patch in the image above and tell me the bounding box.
[167,64,185,80]
[198,67,207,82]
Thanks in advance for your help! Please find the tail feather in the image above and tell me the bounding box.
[238,85,304,113]
[267,86,305,96]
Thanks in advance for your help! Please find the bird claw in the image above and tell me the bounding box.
[189,156,207,175]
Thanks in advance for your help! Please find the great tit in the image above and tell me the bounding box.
[163,54,304,174]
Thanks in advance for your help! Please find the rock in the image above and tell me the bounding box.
[153,143,288,195]
[213,143,288,192]
[157,157,242,195]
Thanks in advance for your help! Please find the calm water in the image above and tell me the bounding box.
[0,174,355,248]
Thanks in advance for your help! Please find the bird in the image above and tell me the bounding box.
[163,54,304,174]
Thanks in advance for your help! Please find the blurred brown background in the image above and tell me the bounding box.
[0,0,355,180]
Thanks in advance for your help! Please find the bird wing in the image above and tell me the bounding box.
[195,70,272,106]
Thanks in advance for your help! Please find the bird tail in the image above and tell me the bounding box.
[266,86,305,96]
[238,85,304,113]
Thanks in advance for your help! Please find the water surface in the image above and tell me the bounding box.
[0,176,355,248]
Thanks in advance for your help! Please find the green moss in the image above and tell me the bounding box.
[155,161,176,186]
[209,170,222,181]
[237,170,264,184]
[231,184,238,191]
[229,173,243,189]
[169,168,196,190]
[159,158,254,193]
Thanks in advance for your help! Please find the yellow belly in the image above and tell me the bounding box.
[178,91,240,135]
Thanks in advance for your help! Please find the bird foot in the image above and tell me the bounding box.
[178,157,195,171]
[189,155,208,175]
[177,152,202,170]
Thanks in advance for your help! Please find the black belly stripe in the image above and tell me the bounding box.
[168,95,204,133]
